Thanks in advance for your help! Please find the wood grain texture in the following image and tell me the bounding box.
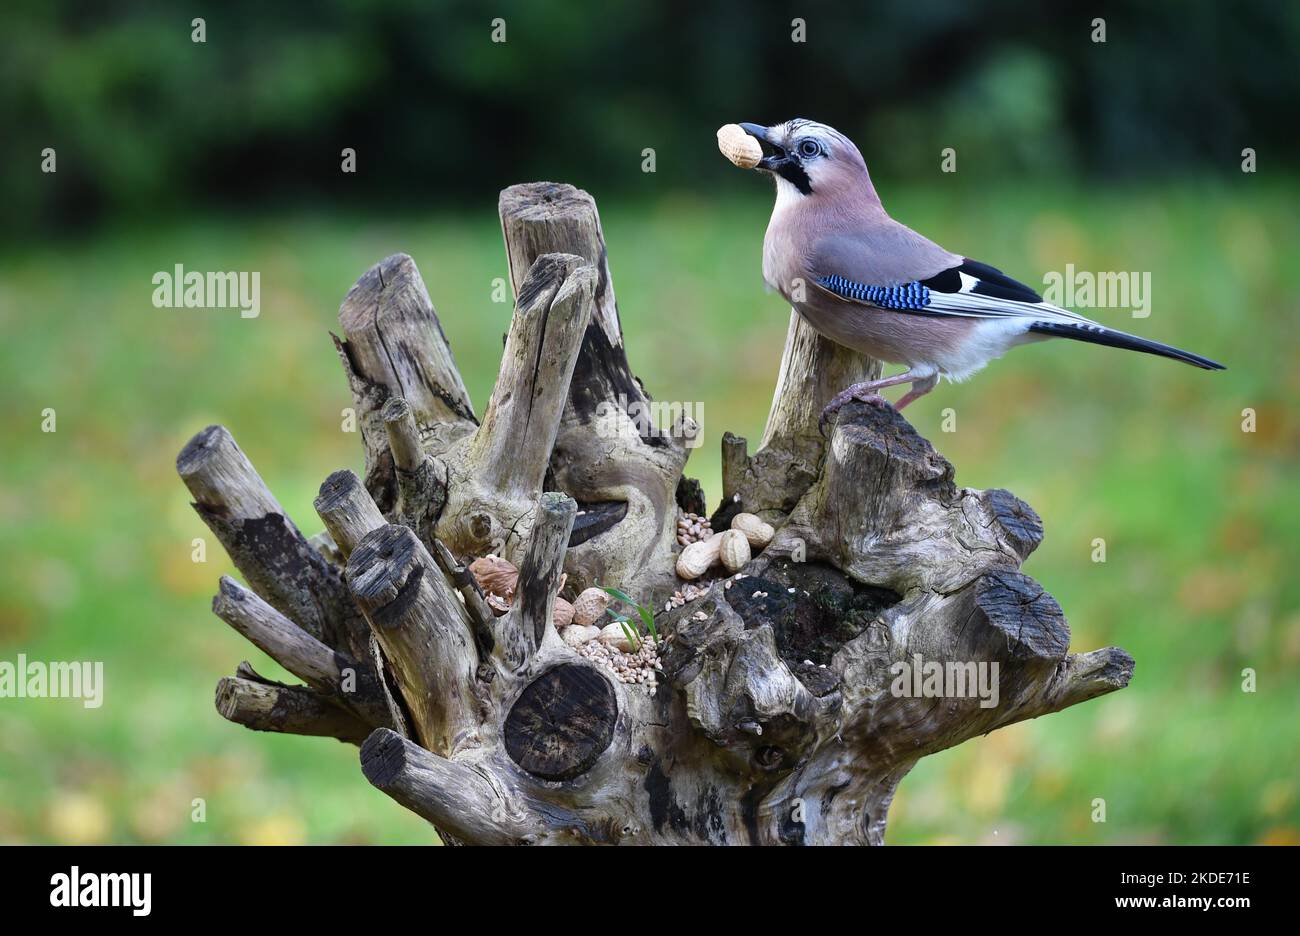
[468,254,594,499]
[347,524,482,754]
[313,468,386,559]
[499,182,689,605]
[360,728,543,844]
[178,425,372,666]
[398,252,599,563]
[721,310,881,521]
[179,425,336,640]
[499,182,623,344]
[503,664,617,780]
[211,576,392,726]
[334,253,476,511]
[337,253,475,428]
[381,396,446,545]
[502,491,577,668]
[216,675,371,744]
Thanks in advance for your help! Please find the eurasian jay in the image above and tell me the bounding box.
[733,119,1224,427]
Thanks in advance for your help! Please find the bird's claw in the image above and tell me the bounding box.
[818,387,890,436]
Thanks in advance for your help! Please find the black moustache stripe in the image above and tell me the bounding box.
[778,161,812,195]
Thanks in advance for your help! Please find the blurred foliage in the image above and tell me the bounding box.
[0,0,1296,846]
[0,179,1296,843]
[2,0,1299,235]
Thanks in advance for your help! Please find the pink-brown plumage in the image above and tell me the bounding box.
[734,118,1223,423]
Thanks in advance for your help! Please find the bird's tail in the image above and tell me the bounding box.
[1028,321,1225,370]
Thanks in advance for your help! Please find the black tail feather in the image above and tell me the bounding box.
[1028,321,1225,370]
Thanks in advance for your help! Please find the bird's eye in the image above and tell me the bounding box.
[797,139,823,159]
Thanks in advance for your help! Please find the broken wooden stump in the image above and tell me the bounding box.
[177,182,1132,845]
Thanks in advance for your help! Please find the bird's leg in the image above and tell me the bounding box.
[820,370,919,434]
[894,373,939,411]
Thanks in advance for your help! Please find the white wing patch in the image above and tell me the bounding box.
[924,289,1100,327]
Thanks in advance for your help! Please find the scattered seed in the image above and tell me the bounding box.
[675,510,713,545]
[575,633,662,689]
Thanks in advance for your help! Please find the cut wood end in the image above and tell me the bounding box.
[214,676,243,720]
[347,525,423,607]
[498,181,595,221]
[537,490,578,521]
[985,488,1044,560]
[975,570,1070,662]
[381,396,411,424]
[211,574,247,612]
[337,253,419,331]
[381,396,424,472]
[360,727,408,788]
[551,262,597,310]
[175,424,233,476]
[503,663,617,781]
[314,468,364,513]
[1068,646,1135,694]
[514,252,586,313]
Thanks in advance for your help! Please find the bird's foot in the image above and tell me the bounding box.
[819,384,891,435]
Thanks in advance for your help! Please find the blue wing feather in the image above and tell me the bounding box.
[812,253,1225,370]
[815,258,1095,325]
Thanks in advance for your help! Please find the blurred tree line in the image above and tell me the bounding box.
[2,0,1295,236]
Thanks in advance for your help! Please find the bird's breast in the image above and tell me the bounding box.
[761,215,802,296]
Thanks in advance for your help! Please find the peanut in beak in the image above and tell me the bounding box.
[716,124,762,169]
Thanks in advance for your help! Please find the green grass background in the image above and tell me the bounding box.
[1,178,1297,844]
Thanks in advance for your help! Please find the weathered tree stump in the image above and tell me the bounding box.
[177,182,1132,845]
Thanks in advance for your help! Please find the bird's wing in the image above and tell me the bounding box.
[807,231,1225,371]
[809,233,1097,328]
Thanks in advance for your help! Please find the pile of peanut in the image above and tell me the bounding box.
[576,636,661,690]
[675,512,774,580]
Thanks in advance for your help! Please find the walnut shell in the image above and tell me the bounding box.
[553,596,576,629]
[717,124,763,169]
[731,512,774,549]
[572,587,613,626]
[676,533,721,580]
[469,555,518,599]
[718,528,752,573]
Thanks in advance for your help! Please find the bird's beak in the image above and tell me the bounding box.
[739,122,789,172]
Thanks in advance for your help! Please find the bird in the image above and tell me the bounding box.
[728,119,1224,429]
